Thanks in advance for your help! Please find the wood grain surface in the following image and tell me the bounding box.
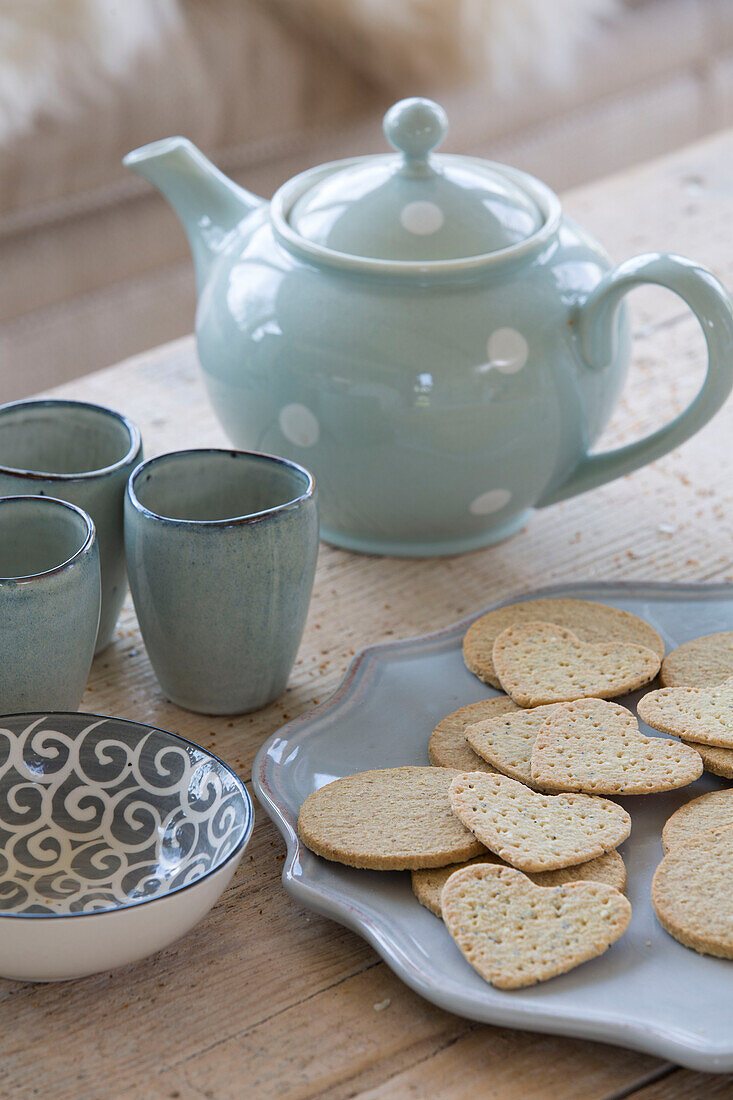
[4,131,733,1099]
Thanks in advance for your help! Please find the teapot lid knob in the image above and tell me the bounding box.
[383,98,448,169]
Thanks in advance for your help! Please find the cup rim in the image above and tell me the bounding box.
[0,399,142,482]
[0,495,96,583]
[127,448,316,527]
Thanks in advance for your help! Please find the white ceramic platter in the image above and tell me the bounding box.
[253,583,733,1071]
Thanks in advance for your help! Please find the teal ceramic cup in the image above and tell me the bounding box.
[0,496,101,712]
[124,449,318,715]
[0,399,142,652]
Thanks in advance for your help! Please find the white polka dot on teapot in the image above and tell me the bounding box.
[400,201,444,235]
[469,488,512,515]
[279,404,320,447]
[486,328,528,374]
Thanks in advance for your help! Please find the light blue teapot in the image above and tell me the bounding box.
[125,98,733,556]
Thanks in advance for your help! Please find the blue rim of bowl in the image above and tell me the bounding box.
[0,496,96,584]
[0,398,142,481]
[0,711,254,920]
[127,447,315,527]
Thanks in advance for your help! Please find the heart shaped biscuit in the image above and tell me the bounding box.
[442,863,631,988]
[465,703,565,789]
[411,849,626,918]
[637,678,733,747]
[531,699,703,795]
[449,771,631,872]
[493,621,661,707]
[463,598,664,688]
[429,696,518,773]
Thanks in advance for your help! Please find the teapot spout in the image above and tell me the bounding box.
[124,137,265,290]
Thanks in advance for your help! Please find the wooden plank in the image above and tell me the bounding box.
[357,1028,664,1100]
[0,817,378,1099]
[3,129,733,1099]
[620,1069,733,1099]
[116,967,660,1100]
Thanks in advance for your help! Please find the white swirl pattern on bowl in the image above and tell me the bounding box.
[0,715,248,914]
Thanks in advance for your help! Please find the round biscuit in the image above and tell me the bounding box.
[661,632,733,688]
[297,766,486,870]
[662,789,733,853]
[684,741,733,778]
[652,827,733,958]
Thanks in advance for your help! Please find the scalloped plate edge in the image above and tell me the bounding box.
[253,581,733,1071]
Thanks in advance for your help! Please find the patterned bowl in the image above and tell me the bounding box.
[0,712,253,981]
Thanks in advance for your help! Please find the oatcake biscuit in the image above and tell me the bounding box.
[412,856,502,916]
[465,703,566,789]
[298,767,486,870]
[682,741,733,779]
[448,771,631,873]
[661,633,733,688]
[531,699,703,795]
[662,789,733,853]
[527,849,626,892]
[442,863,631,989]
[652,827,733,958]
[411,850,626,918]
[637,678,733,748]
[492,621,661,708]
[463,598,664,688]
[429,697,518,773]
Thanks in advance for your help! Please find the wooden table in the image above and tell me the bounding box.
[6,131,733,1100]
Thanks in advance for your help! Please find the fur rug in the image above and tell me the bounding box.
[271,0,619,94]
[0,0,617,143]
[0,0,180,143]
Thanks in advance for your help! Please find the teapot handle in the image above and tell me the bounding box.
[537,253,733,507]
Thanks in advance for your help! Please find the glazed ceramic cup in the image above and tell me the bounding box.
[0,399,142,652]
[0,496,101,712]
[125,449,318,714]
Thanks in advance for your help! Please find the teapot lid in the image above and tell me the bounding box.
[286,98,543,262]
